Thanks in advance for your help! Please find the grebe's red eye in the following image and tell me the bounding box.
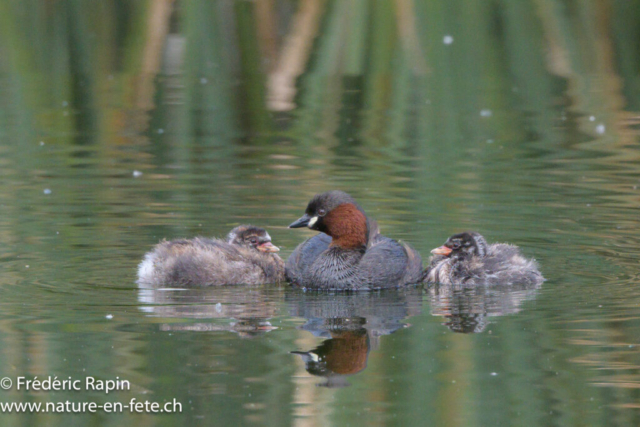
[318,209,326,217]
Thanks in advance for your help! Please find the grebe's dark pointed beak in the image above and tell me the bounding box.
[289,214,312,229]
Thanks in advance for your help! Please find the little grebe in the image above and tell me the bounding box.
[138,225,284,287]
[286,191,423,290]
[425,232,543,286]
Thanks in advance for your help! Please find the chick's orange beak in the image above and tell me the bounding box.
[431,245,452,256]
[257,242,280,253]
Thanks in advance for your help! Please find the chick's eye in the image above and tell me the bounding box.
[452,242,461,249]
[318,209,326,217]
[250,238,258,244]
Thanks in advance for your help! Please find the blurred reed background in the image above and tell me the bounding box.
[2,0,640,259]
[2,0,639,144]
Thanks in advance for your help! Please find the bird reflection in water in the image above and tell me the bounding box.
[137,285,281,338]
[427,282,542,333]
[288,287,422,387]
[292,320,369,388]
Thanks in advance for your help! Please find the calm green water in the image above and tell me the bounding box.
[1,1,640,426]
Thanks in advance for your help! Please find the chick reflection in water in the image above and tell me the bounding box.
[427,282,541,333]
[138,286,281,338]
[289,288,422,387]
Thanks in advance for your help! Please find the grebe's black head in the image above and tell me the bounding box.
[288,191,368,249]
[431,232,488,260]
[288,191,363,231]
[227,225,279,253]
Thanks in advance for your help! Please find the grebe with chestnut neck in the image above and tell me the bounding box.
[286,191,423,290]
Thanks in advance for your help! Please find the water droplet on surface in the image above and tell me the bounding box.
[43,189,52,195]
[200,77,208,84]
[133,170,143,178]
[480,109,492,117]
[106,314,113,320]
[157,128,164,134]
[589,116,595,122]
[39,141,45,146]
[596,124,605,134]
[443,35,454,45]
